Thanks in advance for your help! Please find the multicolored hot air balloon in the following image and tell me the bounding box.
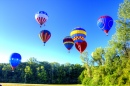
[63,36,74,53]
[39,30,51,46]
[97,15,113,36]
[9,53,22,72]
[35,11,48,28]
[70,27,86,43]
[75,40,87,53]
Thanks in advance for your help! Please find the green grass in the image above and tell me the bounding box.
[0,83,83,86]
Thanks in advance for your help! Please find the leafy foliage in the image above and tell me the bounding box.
[79,0,130,85]
[0,57,84,84]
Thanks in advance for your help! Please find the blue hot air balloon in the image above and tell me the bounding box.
[97,15,113,36]
[70,27,87,43]
[9,53,22,72]
[63,36,74,53]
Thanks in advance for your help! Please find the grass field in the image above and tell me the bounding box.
[0,83,83,86]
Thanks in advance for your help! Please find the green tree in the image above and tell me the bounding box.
[24,66,33,83]
[0,59,83,84]
[91,47,105,66]
[79,0,130,85]
[37,66,47,83]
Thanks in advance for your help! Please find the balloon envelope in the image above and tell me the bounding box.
[39,30,51,46]
[9,53,21,69]
[70,27,86,43]
[75,41,87,53]
[97,15,113,35]
[63,36,74,52]
[35,11,48,27]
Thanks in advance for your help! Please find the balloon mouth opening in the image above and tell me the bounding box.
[104,30,109,35]
[68,48,71,50]
[11,67,15,71]
[67,49,70,53]
[104,30,108,33]
[75,41,85,44]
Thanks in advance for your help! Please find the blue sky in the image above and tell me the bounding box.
[0,0,123,64]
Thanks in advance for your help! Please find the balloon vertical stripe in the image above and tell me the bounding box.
[39,30,51,46]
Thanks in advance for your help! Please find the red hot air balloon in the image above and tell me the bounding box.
[75,41,87,53]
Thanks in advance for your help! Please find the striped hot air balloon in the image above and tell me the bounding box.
[35,11,48,28]
[39,30,51,46]
[70,27,86,43]
[63,36,74,53]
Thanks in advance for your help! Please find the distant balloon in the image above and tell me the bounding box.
[70,27,86,43]
[9,53,22,72]
[91,52,94,57]
[39,30,51,46]
[63,36,74,53]
[35,11,48,28]
[97,15,113,36]
[75,41,87,53]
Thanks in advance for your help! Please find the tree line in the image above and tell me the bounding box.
[0,58,84,84]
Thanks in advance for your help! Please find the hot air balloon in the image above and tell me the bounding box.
[70,27,86,43]
[75,40,87,53]
[9,53,22,72]
[35,11,48,28]
[91,52,94,57]
[97,15,113,36]
[63,36,74,53]
[39,30,51,46]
